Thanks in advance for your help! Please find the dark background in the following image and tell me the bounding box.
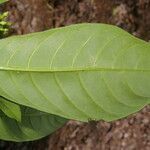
[0,0,150,149]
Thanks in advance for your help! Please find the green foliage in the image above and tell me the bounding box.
[0,12,10,38]
[0,23,149,141]
[0,99,67,141]
[0,96,21,121]
[0,0,8,4]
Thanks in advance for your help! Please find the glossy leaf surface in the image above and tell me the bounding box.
[0,100,67,141]
[0,96,21,121]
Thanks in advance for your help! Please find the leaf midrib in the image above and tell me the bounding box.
[0,67,150,72]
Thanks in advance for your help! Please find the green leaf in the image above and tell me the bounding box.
[0,96,21,121]
[0,104,67,142]
[0,23,149,124]
[0,0,8,4]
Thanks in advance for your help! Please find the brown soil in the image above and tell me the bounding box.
[0,0,150,150]
[5,0,150,41]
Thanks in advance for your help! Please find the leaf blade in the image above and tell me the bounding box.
[0,104,67,142]
[0,96,21,122]
[0,0,8,4]
[0,23,149,125]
